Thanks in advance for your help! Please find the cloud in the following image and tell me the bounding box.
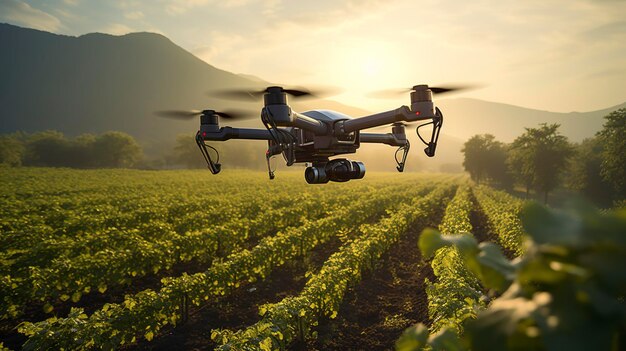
[102,23,135,35]
[124,11,145,20]
[263,0,392,29]
[0,0,62,31]
[583,20,626,41]
[164,0,211,15]
[584,67,626,80]
[163,0,258,14]
[192,31,246,62]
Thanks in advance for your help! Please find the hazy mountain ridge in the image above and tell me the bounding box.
[437,97,625,142]
[0,23,369,141]
[1,23,623,168]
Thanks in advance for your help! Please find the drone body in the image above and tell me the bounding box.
[176,85,447,183]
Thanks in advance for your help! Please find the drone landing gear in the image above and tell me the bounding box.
[395,140,410,172]
[196,131,221,174]
[305,159,365,184]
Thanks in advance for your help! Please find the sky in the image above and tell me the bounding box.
[1,0,625,113]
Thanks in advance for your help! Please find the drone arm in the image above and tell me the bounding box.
[341,105,436,133]
[201,127,274,141]
[360,133,407,147]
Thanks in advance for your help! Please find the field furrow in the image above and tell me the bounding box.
[16,179,436,350]
[211,182,455,350]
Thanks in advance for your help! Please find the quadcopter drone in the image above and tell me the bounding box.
[158,84,462,184]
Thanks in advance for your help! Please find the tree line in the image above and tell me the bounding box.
[461,108,625,206]
[0,130,143,168]
[0,130,265,170]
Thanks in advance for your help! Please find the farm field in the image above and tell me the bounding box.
[0,168,527,350]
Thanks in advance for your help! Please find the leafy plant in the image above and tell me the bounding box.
[17,177,433,350]
[398,202,626,351]
[214,182,456,350]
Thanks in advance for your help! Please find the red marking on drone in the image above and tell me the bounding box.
[415,111,421,116]
[202,132,207,137]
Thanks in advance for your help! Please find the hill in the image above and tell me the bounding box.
[436,97,625,143]
[0,23,368,148]
[1,22,623,169]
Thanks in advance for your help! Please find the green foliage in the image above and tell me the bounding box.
[23,130,73,167]
[422,184,484,334]
[1,130,143,168]
[568,137,613,206]
[461,134,512,188]
[14,171,443,350]
[0,135,24,166]
[213,182,456,350]
[507,123,573,204]
[91,131,142,168]
[474,185,527,256]
[598,108,626,200]
[401,202,626,351]
[1,169,415,321]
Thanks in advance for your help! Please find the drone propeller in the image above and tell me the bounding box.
[210,85,341,101]
[155,109,257,120]
[367,84,477,99]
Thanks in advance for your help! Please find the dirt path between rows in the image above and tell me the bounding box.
[128,236,343,351]
[305,205,447,351]
[469,191,516,260]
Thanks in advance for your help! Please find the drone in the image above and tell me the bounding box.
[158,84,464,184]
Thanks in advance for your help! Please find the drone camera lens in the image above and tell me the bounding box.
[305,166,328,184]
[351,161,366,179]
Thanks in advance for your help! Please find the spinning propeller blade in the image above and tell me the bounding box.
[210,85,341,101]
[367,84,478,99]
[154,110,202,119]
[155,109,257,120]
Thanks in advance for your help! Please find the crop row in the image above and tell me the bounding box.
[212,182,456,350]
[473,185,526,256]
[17,179,437,350]
[424,183,484,334]
[0,188,357,320]
[1,181,316,273]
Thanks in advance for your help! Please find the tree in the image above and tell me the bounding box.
[70,133,97,168]
[462,134,512,188]
[23,130,73,167]
[170,134,206,168]
[507,123,572,204]
[484,141,514,190]
[462,135,492,184]
[568,137,613,206]
[0,135,25,166]
[598,108,626,200]
[91,131,142,168]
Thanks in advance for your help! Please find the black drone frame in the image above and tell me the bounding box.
[196,85,443,183]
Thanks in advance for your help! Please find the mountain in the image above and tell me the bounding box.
[1,23,622,169]
[436,98,625,143]
[0,23,368,150]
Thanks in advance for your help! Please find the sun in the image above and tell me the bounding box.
[362,57,383,77]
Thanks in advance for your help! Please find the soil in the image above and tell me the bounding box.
[126,236,344,351]
[5,189,515,351]
[0,258,210,350]
[469,191,516,260]
[0,225,292,348]
[303,204,447,351]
